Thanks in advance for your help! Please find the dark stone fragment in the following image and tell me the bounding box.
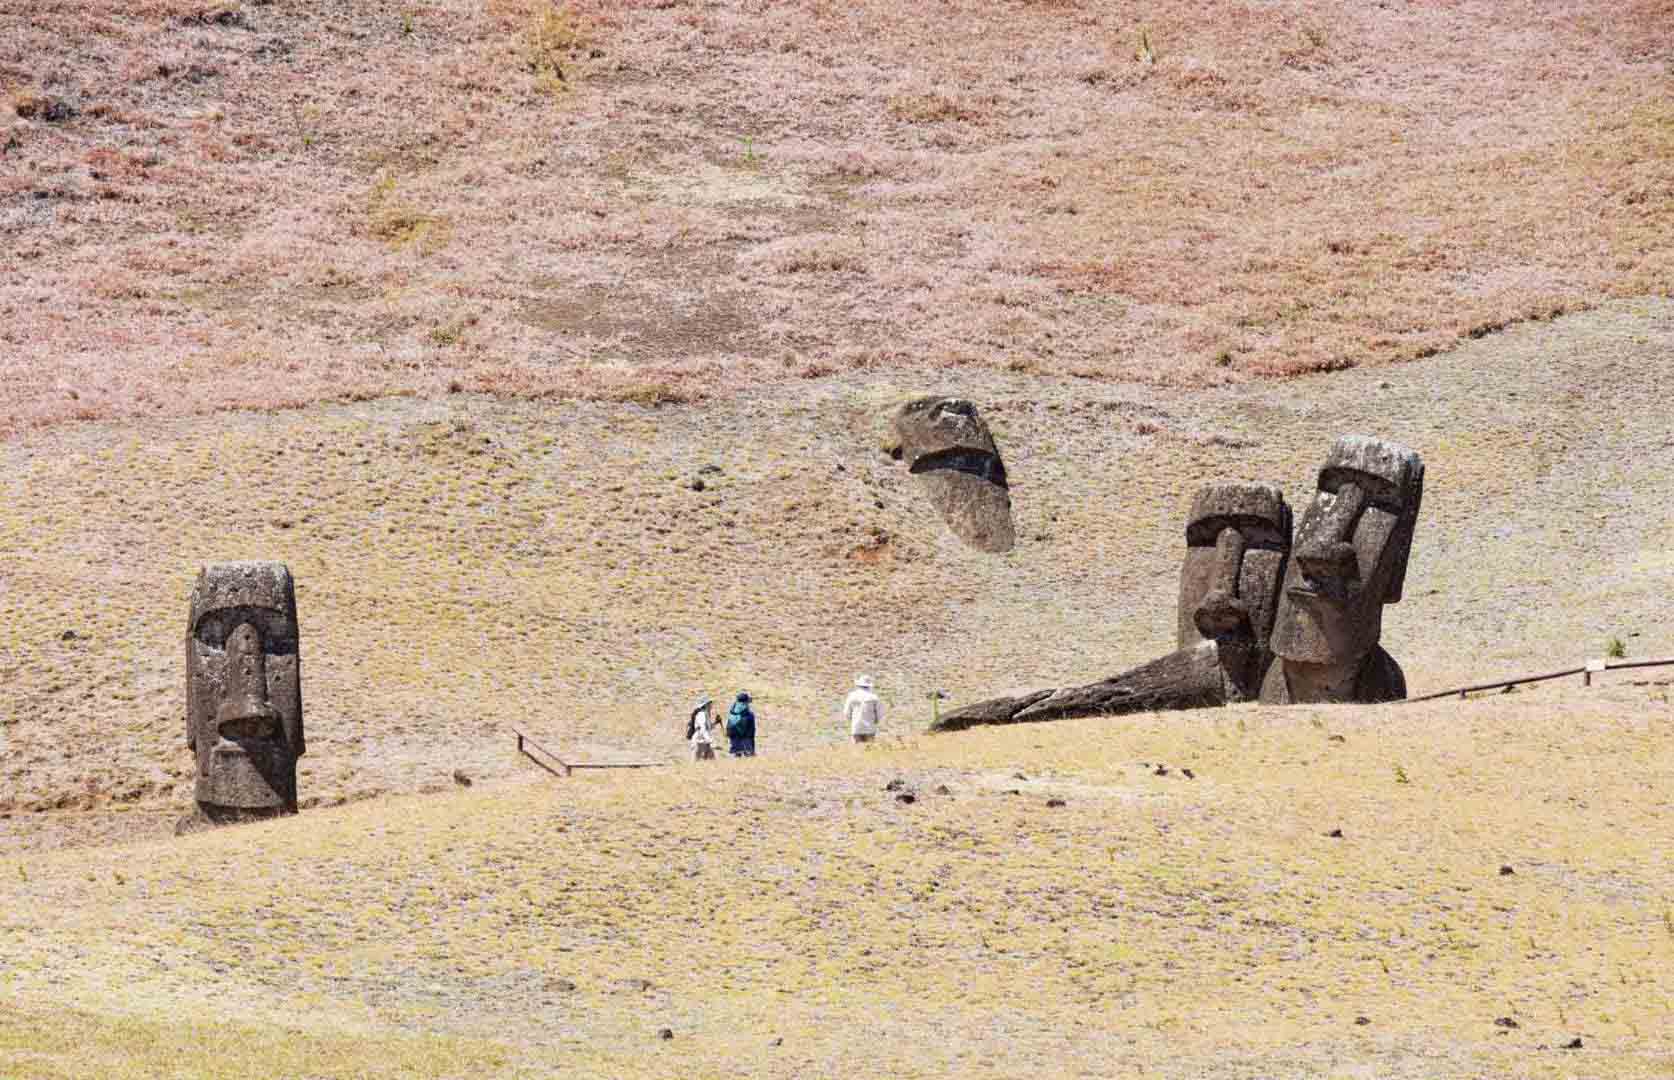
[1562,1037,1583,1049]
[1046,797,1066,808]
[689,476,705,491]
[933,784,952,796]
[1326,828,1343,838]
[895,792,916,804]
[1495,1017,1519,1029]
[1499,865,1515,876]
[884,778,906,791]
[658,1028,674,1041]
[1354,1016,1371,1026]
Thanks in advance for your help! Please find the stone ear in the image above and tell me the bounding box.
[1382,461,1424,604]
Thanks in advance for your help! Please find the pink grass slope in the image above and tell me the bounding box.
[1,0,1670,433]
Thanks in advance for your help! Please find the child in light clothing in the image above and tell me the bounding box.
[688,697,717,761]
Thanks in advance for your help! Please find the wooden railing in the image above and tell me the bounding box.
[1404,655,1674,703]
[514,728,667,777]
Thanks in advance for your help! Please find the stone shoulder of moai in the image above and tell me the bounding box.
[184,561,303,827]
[1260,435,1424,705]
[1177,481,1292,702]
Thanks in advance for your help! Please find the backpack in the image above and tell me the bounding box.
[685,713,697,740]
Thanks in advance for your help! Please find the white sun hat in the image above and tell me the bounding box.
[855,674,874,690]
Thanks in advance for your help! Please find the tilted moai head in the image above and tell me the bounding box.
[890,396,1014,553]
[1268,436,1423,671]
[185,562,303,823]
[1176,482,1292,699]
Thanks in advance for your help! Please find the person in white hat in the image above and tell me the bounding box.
[687,696,717,761]
[843,674,882,744]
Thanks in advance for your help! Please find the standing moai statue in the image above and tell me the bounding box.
[933,481,1291,730]
[178,562,304,833]
[1259,435,1423,704]
[1176,482,1292,702]
[890,396,1015,553]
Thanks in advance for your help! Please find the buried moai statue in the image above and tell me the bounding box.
[177,562,304,834]
[933,481,1292,730]
[1258,435,1423,705]
[889,396,1015,553]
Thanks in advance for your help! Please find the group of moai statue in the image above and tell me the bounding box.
[174,426,1422,828]
[933,433,1425,731]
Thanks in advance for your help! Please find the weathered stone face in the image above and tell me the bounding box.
[1175,482,1291,699]
[1267,435,1423,673]
[891,396,1014,553]
[185,562,303,820]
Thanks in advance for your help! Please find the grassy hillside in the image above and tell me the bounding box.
[3,298,1673,845]
[5,694,1674,1078]
[4,2,1674,1076]
[2,1,1671,433]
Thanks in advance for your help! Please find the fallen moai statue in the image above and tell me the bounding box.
[933,435,1425,730]
[933,481,1292,730]
[889,396,1014,553]
[178,561,305,833]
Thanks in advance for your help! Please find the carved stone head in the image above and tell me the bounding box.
[1176,482,1291,698]
[1269,436,1424,668]
[890,396,1014,553]
[186,562,303,817]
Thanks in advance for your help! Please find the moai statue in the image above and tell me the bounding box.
[179,562,304,833]
[890,396,1014,553]
[933,482,1291,730]
[1259,435,1423,705]
[1176,482,1292,702]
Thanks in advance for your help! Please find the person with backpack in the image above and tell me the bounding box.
[843,674,882,744]
[725,691,756,757]
[687,696,717,761]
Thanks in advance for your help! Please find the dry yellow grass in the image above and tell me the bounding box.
[4,690,1673,1077]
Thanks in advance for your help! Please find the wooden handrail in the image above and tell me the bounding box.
[1403,655,1674,703]
[514,728,668,776]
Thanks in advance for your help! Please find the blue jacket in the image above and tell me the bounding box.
[726,699,756,742]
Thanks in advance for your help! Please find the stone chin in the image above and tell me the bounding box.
[1269,583,1384,668]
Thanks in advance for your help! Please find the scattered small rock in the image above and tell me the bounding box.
[1327,734,1346,743]
[452,769,472,787]
[933,784,951,796]
[544,977,577,992]
[59,629,78,641]
[1499,864,1515,876]
[884,778,906,792]
[1326,828,1343,838]
[1012,771,1028,780]
[697,463,722,475]
[1354,1016,1371,1026]
[1045,797,1066,808]
[769,1036,783,1047]
[1153,764,1169,777]
[1494,1016,1519,1029]
[689,476,706,491]
[658,1027,674,1041]
[1003,788,1020,796]
[895,792,916,805]
[618,978,654,993]
[1562,1037,1583,1049]
[1181,767,1195,780]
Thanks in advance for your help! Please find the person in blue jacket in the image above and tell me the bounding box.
[725,691,756,757]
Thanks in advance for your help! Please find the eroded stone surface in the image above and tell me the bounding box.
[179,561,303,832]
[1259,435,1423,704]
[890,396,1014,553]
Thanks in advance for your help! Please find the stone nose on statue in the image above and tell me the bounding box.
[1193,587,1249,637]
[216,621,281,740]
